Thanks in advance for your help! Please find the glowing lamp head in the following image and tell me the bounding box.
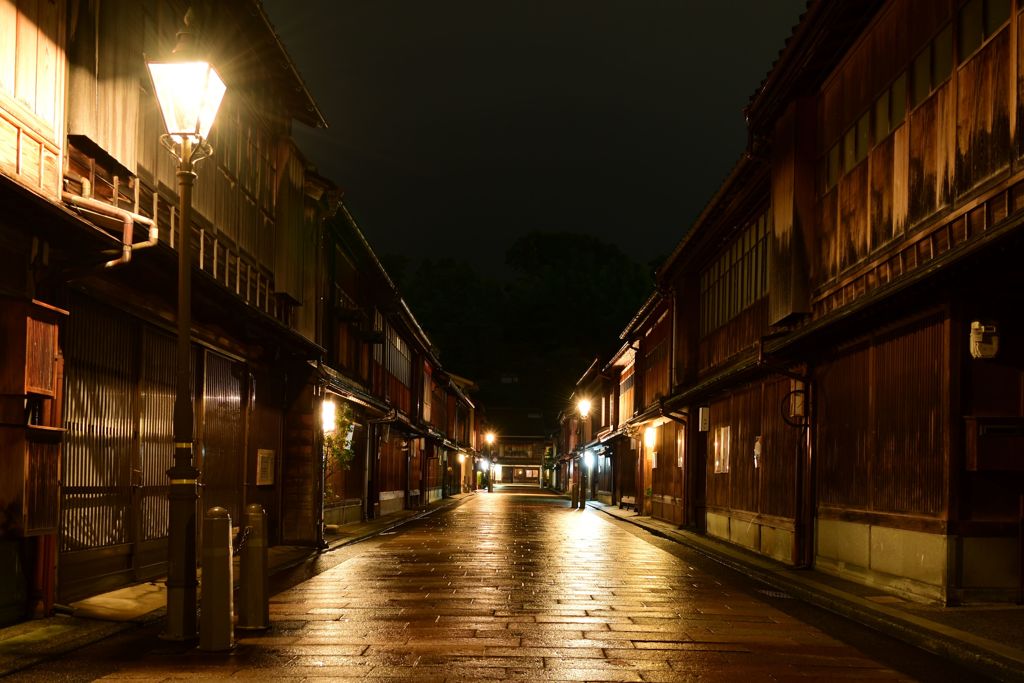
[321,398,337,433]
[148,60,226,144]
[458,453,466,463]
[485,432,495,446]
[577,398,591,418]
[147,13,225,145]
[583,449,595,469]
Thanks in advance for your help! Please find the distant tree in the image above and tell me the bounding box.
[504,231,650,352]
[382,232,652,430]
[392,257,504,380]
[498,231,651,421]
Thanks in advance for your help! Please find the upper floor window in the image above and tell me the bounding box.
[910,24,952,109]
[619,365,635,420]
[699,209,770,337]
[843,111,871,174]
[959,0,1011,62]
[822,23,951,194]
[873,73,907,146]
[377,319,410,388]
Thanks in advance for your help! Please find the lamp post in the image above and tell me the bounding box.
[577,399,591,510]
[148,11,226,642]
[485,431,496,493]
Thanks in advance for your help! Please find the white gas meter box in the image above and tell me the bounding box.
[969,321,999,359]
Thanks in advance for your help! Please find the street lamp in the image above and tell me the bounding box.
[485,431,496,493]
[577,399,590,509]
[148,10,226,642]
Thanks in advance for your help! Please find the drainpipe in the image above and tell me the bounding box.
[63,192,159,268]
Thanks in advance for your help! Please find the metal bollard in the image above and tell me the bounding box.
[238,504,269,631]
[199,507,234,652]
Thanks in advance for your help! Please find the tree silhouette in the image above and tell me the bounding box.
[386,231,651,430]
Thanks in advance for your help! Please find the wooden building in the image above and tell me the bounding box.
[0,0,328,618]
[0,0,480,625]
[482,408,550,487]
[616,0,1024,604]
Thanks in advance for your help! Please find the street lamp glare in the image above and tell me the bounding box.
[485,431,495,445]
[321,398,337,433]
[148,60,226,143]
[578,398,591,418]
[147,9,226,148]
[644,426,657,450]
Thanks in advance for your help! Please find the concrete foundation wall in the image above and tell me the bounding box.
[379,490,404,517]
[706,511,794,564]
[324,500,362,526]
[815,519,950,603]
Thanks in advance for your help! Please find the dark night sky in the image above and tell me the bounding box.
[261,1,808,276]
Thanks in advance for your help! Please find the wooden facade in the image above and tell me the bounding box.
[0,0,479,624]
[566,0,1024,604]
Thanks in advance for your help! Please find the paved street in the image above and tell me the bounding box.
[9,487,986,682]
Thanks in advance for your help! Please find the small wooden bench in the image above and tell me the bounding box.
[619,495,636,511]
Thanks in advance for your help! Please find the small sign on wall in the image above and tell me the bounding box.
[256,449,275,486]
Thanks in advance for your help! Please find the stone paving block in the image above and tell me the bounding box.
[27,491,978,682]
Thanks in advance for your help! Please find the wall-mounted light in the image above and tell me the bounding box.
[321,398,337,433]
[644,426,657,451]
[583,449,595,470]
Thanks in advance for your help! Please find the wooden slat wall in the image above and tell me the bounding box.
[138,327,174,543]
[810,0,1023,313]
[0,0,63,198]
[650,423,683,523]
[839,163,870,270]
[640,313,670,408]
[705,377,802,521]
[201,351,245,523]
[66,0,141,170]
[759,377,800,519]
[816,341,873,510]
[698,298,768,373]
[908,82,956,227]
[281,381,316,544]
[820,0,950,149]
[61,296,138,558]
[274,141,306,302]
[706,396,732,509]
[955,26,1012,197]
[378,435,406,495]
[816,313,947,518]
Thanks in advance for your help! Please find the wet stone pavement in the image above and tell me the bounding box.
[10,486,987,682]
